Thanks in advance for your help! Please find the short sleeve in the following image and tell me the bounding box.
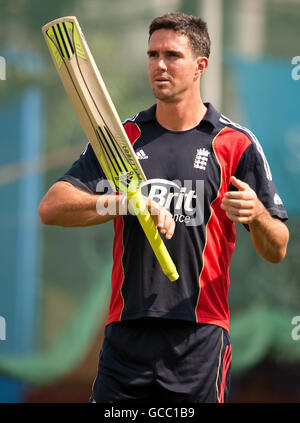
[57,143,109,194]
[234,141,288,222]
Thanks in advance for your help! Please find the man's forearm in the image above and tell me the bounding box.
[39,181,176,238]
[38,181,125,227]
[249,209,289,263]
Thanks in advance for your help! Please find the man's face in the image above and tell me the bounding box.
[147,29,201,103]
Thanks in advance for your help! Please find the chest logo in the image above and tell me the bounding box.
[136,149,149,160]
[193,148,210,170]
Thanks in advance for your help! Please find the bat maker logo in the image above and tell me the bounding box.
[116,170,134,184]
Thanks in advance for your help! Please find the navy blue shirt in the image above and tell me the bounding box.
[59,103,288,331]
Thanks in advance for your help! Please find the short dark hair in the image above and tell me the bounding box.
[149,12,211,58]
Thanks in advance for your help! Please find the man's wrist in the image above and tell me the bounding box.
[249,200,269,228]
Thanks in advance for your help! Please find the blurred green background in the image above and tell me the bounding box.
[0,0,299,402]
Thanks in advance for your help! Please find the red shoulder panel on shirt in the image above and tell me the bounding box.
[213,126,252,187]
[195,127,251,332]
[123,121,141,146]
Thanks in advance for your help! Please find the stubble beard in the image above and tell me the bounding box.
[151,81,186,103]
[152,89,176,103]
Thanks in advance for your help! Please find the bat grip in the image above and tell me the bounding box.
[127,189,179,282]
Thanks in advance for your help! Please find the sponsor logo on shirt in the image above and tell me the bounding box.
[96,177,204,226]
[141,178,204,226]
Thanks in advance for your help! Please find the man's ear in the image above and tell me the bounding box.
[194,56,208,79]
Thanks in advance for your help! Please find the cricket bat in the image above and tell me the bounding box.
[42,16,179,282]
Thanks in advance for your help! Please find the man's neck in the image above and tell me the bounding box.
[155,97,207,132]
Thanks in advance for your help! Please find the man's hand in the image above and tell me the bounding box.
[221,176,289,263]
[221,176,264,225]
[144,197,175,240]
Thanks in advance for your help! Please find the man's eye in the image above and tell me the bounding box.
[147,51,157,58]
[166,52,180,58]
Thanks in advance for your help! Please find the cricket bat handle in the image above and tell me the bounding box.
[127,189,179,282]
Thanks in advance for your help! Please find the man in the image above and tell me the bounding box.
[39,12,289,403]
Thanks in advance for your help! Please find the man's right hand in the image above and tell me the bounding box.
[144,197,175,240]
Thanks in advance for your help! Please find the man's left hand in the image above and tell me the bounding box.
[221,176,265,225]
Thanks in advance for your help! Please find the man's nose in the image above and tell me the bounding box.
[157,57,167,71]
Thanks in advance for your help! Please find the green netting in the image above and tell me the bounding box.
[1,298,299,385]
[231,307,300,374]
[0,261,111,385]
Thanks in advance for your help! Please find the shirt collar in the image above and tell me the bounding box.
[135,102,221,129]
[201,103,221,128]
